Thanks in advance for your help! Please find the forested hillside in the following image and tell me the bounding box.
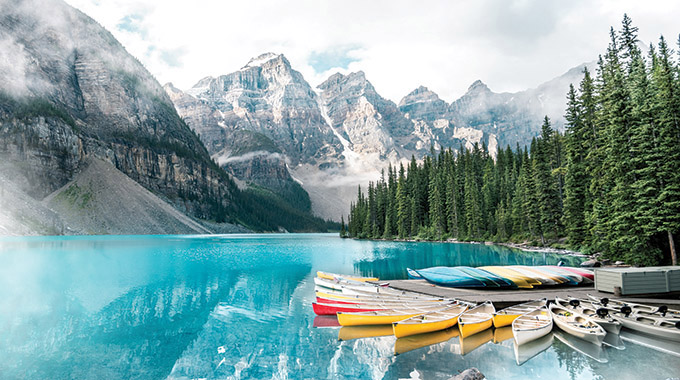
[344,15,680,266]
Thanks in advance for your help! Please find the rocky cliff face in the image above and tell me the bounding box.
[0,0,239,227]
[181,53,342,167]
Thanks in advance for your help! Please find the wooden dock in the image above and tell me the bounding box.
[384,279,680,309]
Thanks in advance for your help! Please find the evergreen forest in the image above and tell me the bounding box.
[342,16,680,266]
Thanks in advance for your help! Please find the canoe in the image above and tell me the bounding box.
[317,271,378,282]
[549,303,606,345]
[314,277,384,292]
[608,310,680,342]
[315,290,447,303]
[314,301,451,316]
[554,330,609,363]
[338,325,395,341]
[587,294,680,318]
[549,266,594,281]
[554,297,621,334]
[514,332,554,366]
[458,266,515,288]
[537,267,580,285]
[337,303,455,326]
[394,327,459,355]
[406,268,422,279]
[512,306,553,346]
[458,301,496,338]
[493,298,547,328]
[509,266,561,285]
[478,266,534,289]
[415,267,487,288]
[316,296,450,306]
[393,303,469,338]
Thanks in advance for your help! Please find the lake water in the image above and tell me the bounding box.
[0,233,678,380]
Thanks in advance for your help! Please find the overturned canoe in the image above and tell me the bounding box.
[458,266,515,288]
[512,306,553,346]
[479,266,534,289]
[493,298,547,328]
[415,267,487,288]
[458,301,496,338]
[393,303,470,338]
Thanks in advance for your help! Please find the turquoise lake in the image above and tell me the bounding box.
[0,233,678,379]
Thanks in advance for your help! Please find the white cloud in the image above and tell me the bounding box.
[64,0,680,103]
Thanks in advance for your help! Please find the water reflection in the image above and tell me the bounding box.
[353,241,584,280]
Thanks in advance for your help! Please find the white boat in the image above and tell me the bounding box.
[555,297,621,334]
[512,306,553,346]
[554,330,609,363]
[608,309,680,342]
[549,303,606,345]
[316,271,378,282]
[514,332,554,365]
[587,294,680,318]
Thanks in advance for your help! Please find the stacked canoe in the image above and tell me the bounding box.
[408,265,593,288]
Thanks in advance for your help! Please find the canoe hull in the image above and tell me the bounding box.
[459,319,493,339]
[493,314,521,328]
[338,312,424,326]
[393,315,459,338]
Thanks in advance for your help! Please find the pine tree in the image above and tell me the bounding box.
[652,36,680,264]
[563,84,588,246]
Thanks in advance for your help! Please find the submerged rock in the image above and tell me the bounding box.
[447,367,485,380]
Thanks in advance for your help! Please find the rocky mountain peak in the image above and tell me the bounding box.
[467,79,491,93]
[242,52,287,69]
[398,86,447,122]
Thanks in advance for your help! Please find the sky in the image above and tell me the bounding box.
[64,0,680,103]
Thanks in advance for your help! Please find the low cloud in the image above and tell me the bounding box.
[215,151,284,165]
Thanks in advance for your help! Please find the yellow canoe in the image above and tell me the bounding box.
[392,303,469,338]
[492,299,547,328]
[509,266,566,285]
[338,325,394,341]
[478,266,535,288]
[317,271,378,282]
[394,327,459,355]
[458,301,495,339]
[338,303,452,326]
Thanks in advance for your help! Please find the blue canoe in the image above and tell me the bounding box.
[457,266,516,288]
[406,268,422,279]
[414,267,487,288]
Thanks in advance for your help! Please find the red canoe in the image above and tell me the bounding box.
[313,302,385,315]
[550,266,594,281]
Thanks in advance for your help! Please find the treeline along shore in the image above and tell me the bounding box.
[342,15,680,267]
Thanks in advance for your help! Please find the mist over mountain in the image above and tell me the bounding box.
[0,0,329,234]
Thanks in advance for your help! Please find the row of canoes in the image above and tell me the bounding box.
[408,265,594,288]
[312,272,680,348]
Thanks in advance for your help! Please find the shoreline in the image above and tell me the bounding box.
[348,236,591,258]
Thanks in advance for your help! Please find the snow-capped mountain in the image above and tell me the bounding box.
[168,53,592,220]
